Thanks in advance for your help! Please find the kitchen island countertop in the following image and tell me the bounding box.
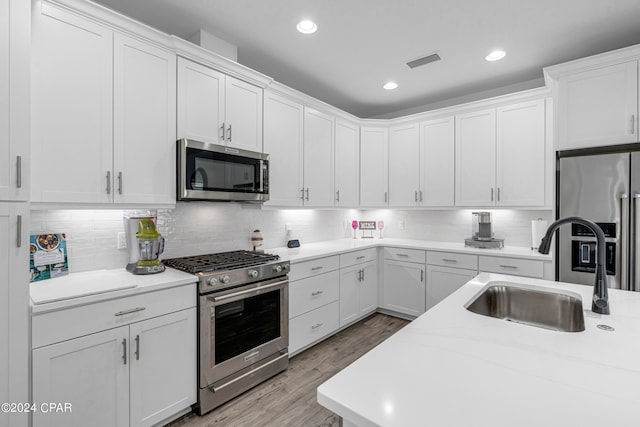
[317,273,640,427]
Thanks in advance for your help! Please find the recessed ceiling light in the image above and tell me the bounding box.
[296,19,317,34]
[485,50,506,61]
[383,82,398,90]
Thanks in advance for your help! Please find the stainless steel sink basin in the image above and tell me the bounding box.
[465,282,585,332]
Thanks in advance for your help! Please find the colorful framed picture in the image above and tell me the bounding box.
[29,233,69,283]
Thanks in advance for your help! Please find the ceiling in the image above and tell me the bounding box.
[93,0,640,119]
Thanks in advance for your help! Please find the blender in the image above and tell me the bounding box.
[464,211,504,249]
[124,211,165,274]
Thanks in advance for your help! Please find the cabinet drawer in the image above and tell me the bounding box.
[289,270,339,318]
[427,251,478,270]
[340,248,377,268]
[383,247,425,264]
[289,301,339,355]
[32,284,197,349]
[289,255,339,281]
[479,256,544,278]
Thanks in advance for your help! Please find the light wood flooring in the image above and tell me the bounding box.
[168,313,409,427]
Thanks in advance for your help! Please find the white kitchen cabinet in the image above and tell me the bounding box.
[263,91,304,206]
[556,61,638,150]
[177,58,263,152]
[303,107,335,206]
[426,265,477,311]
[496,99,546,206]
[339,249,378,327]
[31,3,176,206]
[360,127,389,207]
[382,255,426,318]
[0,203,29,427]
[334,120,360,207]
[420,116,455,206]
[388,123,420,207]
[0,0,29,202]
[455,109,496,207]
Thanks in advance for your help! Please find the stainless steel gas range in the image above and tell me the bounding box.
[163,250,290,415]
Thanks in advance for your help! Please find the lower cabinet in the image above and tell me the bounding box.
[339,260,378,327]
[426,265,478,311]
[289,301,340,355]
[382,258,426,317]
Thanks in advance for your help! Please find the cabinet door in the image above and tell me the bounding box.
[359,261,378,316]
[558,61,638,149]
[0,0,29,202]
[31,4,113,203]
[334,120,360,206]
[382,260,425,317]
[388,123,420,207]
[113,33,176,205]
[224,76,263,152]
[497,99,546,206]
[0,203,29,427]
[360,127,389,207]
[339,265,361,326]
[129,309,197,427]
[263,92,304,206]
[177,57,225,144]
[455,109,496,206]
[420,117,454,206]
[426,265,477,311]
[303,107,335,206]
[32,327,130,427]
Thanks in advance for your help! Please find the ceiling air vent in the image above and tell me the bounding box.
[406,52,442,69]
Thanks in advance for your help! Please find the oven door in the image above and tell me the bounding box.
[199,277,288,387]
[178,139,269,202]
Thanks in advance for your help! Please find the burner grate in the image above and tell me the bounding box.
[163,250,280,274]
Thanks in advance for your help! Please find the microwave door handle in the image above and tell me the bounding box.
[259,160,264,192]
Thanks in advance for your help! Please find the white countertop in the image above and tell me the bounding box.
[30,267,197,314]
[266,238,551,263]
[317,273,640,427]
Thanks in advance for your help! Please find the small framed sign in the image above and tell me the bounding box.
[359,221,376,238]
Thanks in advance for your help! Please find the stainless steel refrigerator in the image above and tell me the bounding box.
[558,148,640,291]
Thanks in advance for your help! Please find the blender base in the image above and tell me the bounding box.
[126,262,166,275]
[464,238,504,249]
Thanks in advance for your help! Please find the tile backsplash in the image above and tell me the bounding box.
[30,204,552,273]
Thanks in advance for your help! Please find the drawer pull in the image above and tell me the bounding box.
[122,339,127,365]
[311,323,323,330]
[115,307,146,316]
[499,265,518,269]
[442,258,458,263]
[134,334,140,361]
[311,266,324,271]
[356,256,366,260]
[311,290,324,296]
[396,253,409,257]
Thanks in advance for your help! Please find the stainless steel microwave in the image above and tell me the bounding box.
[177,139,269,202]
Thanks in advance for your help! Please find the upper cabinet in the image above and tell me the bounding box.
[334,120,360,207]
[303,107,335,207]
[31,2,176,206]
[0,0,29,202]
[455,100,547,207]
[420,117,455,207]
[388,123,420,207]
[555,61,638,150]
[177,57,263,152]
[360,127,389,207]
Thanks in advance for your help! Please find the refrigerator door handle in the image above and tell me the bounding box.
[621,194,629,291]
[633,193,640,292]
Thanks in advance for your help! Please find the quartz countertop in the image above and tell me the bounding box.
[266,238,551,263]
[317,273,640,427]
[30,267,197,314]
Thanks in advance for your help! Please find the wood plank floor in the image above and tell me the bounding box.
[168,313,409,427]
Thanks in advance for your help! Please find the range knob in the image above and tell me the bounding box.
[206,277,218,287]
[220,275,231,284]
[248,269,259,279]
[273,264,282,273]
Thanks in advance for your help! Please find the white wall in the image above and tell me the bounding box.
[30,205,552,273]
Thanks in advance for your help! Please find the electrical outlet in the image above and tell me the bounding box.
[117,232,127,249]
[398,220,405,230]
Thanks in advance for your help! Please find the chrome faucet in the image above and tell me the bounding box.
[538,217,609,315]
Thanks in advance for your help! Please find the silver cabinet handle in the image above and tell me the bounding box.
[421,269,424,282]
[336,190,340,203]
[301,188,305,201]
[311,266,323,271]
[491,188,494,201]
[117,172,123,195]
[16,156,22,189]
[311,323,323,330]
[631,115,636,135]
[621,194,629,291]
[396,253,409,257]
[305,188,309,201]
[415,190,418,203]
[357,269,363,282]
[122,339,127,365]
[220,122,226,141]
[384,191,388,203]
[106,171,111,194]
[311,290,324,296]
[134,334,140,361]
[497,187,501,202]
[115,307,146,316]
[16,215,22,248]
[442,258,458,263]
[499,264,518,269]
[356,255,366,260]
[419,190,423,202]
[227,124,232,142]
[362,268,365,282]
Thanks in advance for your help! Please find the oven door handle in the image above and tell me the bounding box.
[209,279,288,304]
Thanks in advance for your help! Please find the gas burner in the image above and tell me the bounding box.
[163,250,280,274]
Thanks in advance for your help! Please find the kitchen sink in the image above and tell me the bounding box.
[465,282,585,332]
